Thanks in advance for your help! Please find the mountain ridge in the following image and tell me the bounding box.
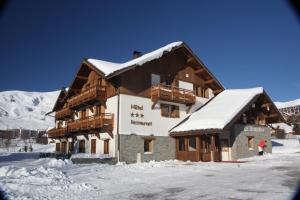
[0,90,60,130]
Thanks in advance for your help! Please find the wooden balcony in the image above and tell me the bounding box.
[68,113,114,133]
[151,84,196,106]
[55,107,73,120]
[48,127,67,138]
[68,84,106,109]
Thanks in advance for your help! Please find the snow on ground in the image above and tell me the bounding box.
[1,140,300,200]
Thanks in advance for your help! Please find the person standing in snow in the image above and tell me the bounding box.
[258,139,266,156]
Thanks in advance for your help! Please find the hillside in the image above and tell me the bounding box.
[275,99,300,109]
[0,90,59,130]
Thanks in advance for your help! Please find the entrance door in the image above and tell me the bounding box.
[104,139,109,154]
[56,143,60,152]
[200,135,211,161]
[68,141,74,153]
[79,140,85,153]
[220,139,230,161]
[91,139,96,154]
[61,142,67,153]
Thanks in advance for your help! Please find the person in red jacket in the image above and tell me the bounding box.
[258,139,267,156]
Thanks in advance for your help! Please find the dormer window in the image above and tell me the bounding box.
[151,73,160,86]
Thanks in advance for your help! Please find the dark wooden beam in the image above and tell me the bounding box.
[195,68,205,74]
[204,79,214,84]
[213,89,223,94]
[266,113,278,118]
[76,75,88,80]
[186,56,195,63]
[70,88,81,93]
[261,103,272,108]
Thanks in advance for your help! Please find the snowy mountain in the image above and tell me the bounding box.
[0,90,60,130]
[274,99,300,109]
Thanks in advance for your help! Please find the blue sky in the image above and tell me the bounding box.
[0,0,299,102]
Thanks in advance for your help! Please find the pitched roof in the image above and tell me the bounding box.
[87,41,183,78]
[170,87,283,134]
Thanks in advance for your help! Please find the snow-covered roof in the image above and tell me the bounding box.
[275,99,300,109]
[87,41,183,77]
[170,87,264,133]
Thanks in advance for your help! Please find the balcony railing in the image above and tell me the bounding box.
[151,84,196,105]
[68,83,106,109]
[55,107,73,120]
[47,114,114,138]
[48,127,67,138]
[68,113,114,133]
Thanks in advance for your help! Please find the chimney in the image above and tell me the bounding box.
[132,51,142,59]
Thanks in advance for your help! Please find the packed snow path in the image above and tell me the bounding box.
[1,141,300,200]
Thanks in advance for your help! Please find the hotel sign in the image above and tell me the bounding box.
[130,104,152,126]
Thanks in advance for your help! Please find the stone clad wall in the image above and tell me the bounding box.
[230,124,272,160]
[119,134,176,163]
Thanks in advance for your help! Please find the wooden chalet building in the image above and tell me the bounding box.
[48,41,283,163]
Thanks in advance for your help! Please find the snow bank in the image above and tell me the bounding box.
[0,158,94,200]
[272,138,300,154]
[71,153,112,159]
[46,158,70,168]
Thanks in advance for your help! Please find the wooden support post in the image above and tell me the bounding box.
[210,134,215,161]
[196,135,200,161]
[151,99,158,109]
[186,104,193,114]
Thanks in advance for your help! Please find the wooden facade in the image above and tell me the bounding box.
[49,43,224,141]
[48,42,226,158]
[175,134,220,162]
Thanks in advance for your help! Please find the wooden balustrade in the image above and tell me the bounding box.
[68,113,114,133]
[47,114,114,138]
[151,84,196,105]
[48,127,67,138]
[55,107,73,120]
[68,83,106,109]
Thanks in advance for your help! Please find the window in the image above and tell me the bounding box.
[178,80,193,91]
[144,139,153,153]
[151,74,160,86]
[161,104,179,118]
[178,137,185,151]
[188,136,196,151]
[248,137,254,150]
[104,140,109,154]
